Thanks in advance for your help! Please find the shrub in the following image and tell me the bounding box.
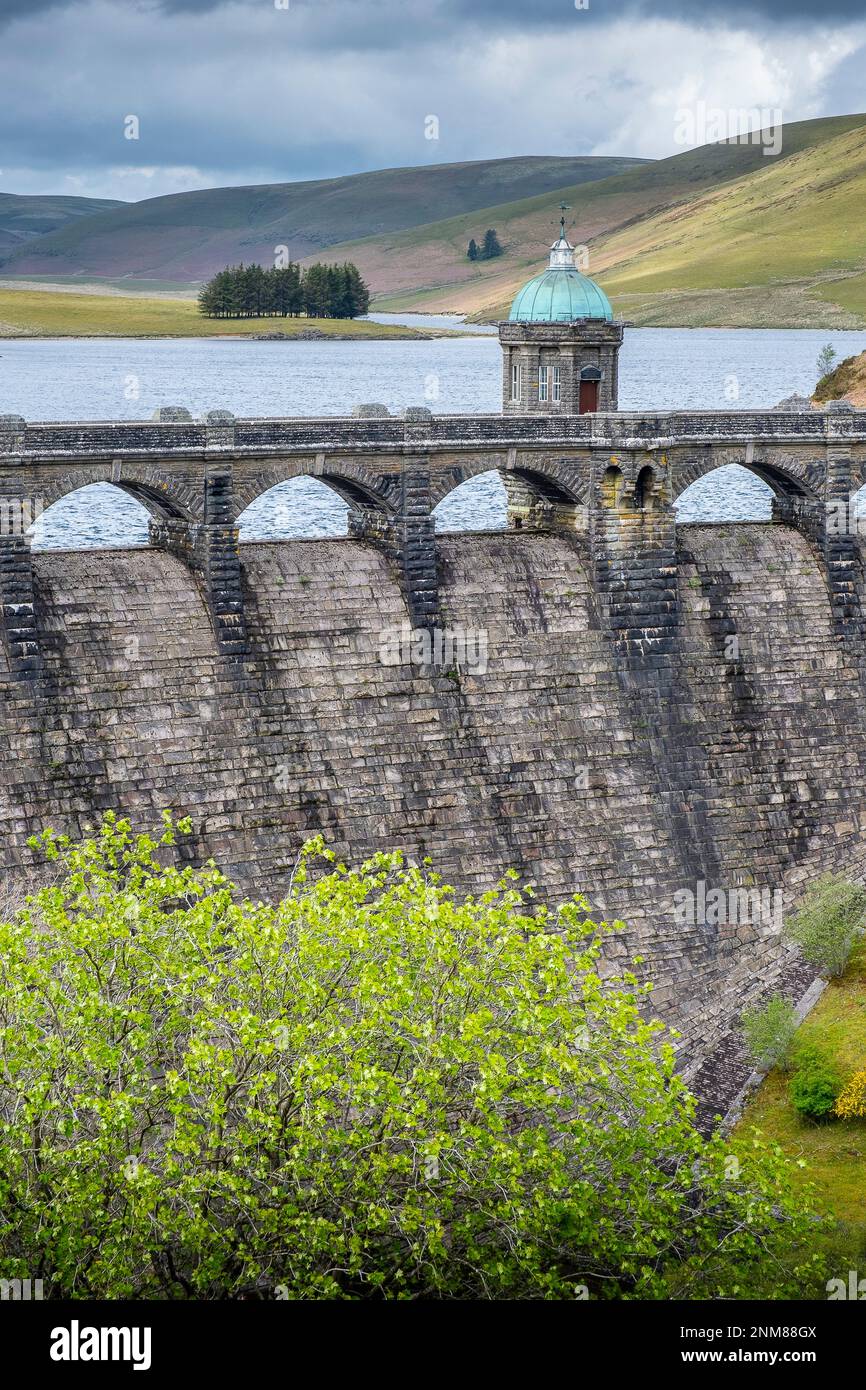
[741,995,798,1071]
[815,343,837,383]
[813,352,857,404]
[788,1045,841,1121]
[834,1069,866,1120]
[0,814,825,1300]
[784,874,866,978]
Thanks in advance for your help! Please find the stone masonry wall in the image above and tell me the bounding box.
[1,526,865,1074]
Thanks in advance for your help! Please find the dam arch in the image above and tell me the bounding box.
[433,461,586,533]
[237,476,353,541]
[25,465,197,527]
[232,460,396,522]
[672,453,820,507]
[432,469,507,533]
[675,464,775,523]
[25,481,180,551]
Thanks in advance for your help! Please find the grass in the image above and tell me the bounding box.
[0,273,198,296]
[733,941,866,1276]
[591,125,866,317]
[0,289,428,339]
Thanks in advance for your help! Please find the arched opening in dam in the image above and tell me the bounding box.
[634,465,656,512]
[237,476,350,541]
[433,466,584,533]
[432,469,507,532]
[28,483,152,550]
[675,464,774,523]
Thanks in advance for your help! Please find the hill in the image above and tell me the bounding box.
[6,114,865,327]
[0,193,123,256]
[814,349,866,406]
[0,156,648,284]
[330,114,866,327]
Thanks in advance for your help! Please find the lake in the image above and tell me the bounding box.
[1,324,863,548]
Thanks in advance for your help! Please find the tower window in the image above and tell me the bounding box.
[539,366,549,402]
[552,365,561,403]
[511,362,521,401]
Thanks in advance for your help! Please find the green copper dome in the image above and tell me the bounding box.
[509,220,613,323]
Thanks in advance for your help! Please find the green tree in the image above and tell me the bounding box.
[342,261,370,317]
[784,873,866,978]
[326,264,349,317]
[197,267,235,318]
[240,263,266,317]
[197,260,366,320]
[196,278,220,317]
[302,262,331,318]
[816,344,837,381]
[259,265,278,317]
[467,238,478,262]
[0,815,826,1300]
[741,995,798,1071]
[223,263,247,318]
[482,228,502,259]
[274,261,302,316]
[788,1044,842,1121]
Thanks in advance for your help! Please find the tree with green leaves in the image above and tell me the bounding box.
[0,814,827,1300]
[741,994,798,1071]
[482,227,502,259]
[784,873,866,978]
[341,261,370,316]
[816,344,837,381]
[196,260,369,319]
[196,266,237,318]
[269,263,301,317]
[223,262,248,318]
[467,238,478,261]
[301,262,333,318]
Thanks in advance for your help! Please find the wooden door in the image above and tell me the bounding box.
[579,379,599,414]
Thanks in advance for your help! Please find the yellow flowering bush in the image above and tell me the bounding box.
[834,1068,866,1119]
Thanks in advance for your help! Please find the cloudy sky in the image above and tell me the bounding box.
[2,0,866,202]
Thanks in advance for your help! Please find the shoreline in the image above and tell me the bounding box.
[0,286,465,341]
[0,329,443,342]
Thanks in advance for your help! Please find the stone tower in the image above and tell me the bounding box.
[499,218,624,415]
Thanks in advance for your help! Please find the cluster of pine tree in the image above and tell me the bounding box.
[467,229,503,262]
[197,261,370,319]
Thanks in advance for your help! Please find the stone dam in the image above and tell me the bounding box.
[2,402,866,1108]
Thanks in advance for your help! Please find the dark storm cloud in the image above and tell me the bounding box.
[2,0,865,198]
[3,0,865,24]
[148,0,866,15]
[441,0,866,21]
[0,0,63,15]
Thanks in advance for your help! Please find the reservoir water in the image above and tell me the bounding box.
[1,324,863,548]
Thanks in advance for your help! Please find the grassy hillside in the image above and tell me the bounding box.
[0,288,427,339]
[339,114,866,327]
[592,122,866,327]
[0,193,122,256]
[814,349,866,406]
[6,113,865,327]
[0,156,647,284]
